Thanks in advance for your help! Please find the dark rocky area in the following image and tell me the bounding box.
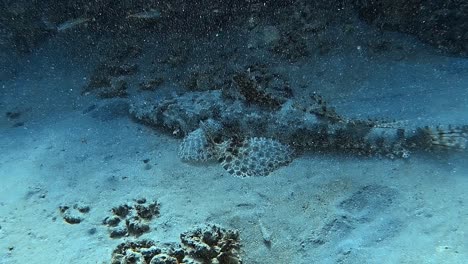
[0,0,466,57]
[354,0,468,55]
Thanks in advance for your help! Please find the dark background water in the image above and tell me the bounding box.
[1,0,467,54]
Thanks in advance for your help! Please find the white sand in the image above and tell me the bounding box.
[0,30,467,264]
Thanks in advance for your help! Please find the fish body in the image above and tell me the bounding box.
[127,9,161,20]
[56,18,89,32]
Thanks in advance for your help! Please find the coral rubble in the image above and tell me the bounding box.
[110,224,242,264]
[103,198,160,238]
[180,224,242,264]
[110,240,183,264]
[58,202,90,224]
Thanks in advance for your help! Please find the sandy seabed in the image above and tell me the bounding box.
[1,29,467,264]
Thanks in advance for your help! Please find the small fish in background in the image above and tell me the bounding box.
[57,18,90,32]
[126,9,162,20]
[42,17,90,33]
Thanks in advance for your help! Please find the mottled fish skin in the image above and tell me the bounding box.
[293,97,468,157]
[133,90,468,175]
